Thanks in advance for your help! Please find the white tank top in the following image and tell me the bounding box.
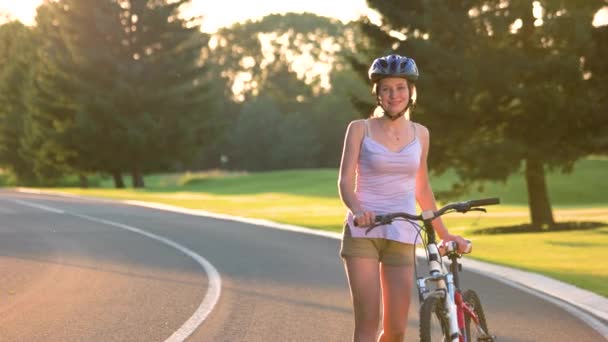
[344,119,422,245]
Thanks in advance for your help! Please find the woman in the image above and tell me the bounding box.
[338,54,468,342]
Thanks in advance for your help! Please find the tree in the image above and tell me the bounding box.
[308,66,371,167]
[24,0,127,186]
[207,13,366,169]
[210,13,346,103]
[115,0,217,186]
[356,0,607,229]
[230,96,281,171]
[273,113,321,169]
[585,24,608,155]
[27,0,216,188]
[0,22,38,183]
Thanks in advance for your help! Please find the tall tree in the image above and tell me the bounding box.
[586,24,608,155]
[116,0,216,186]
[24,0,128,186]
[356,0,606,229]
[0,22,38,183]
[27,0,216,188]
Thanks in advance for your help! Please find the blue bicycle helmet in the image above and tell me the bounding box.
[368,54,419,83]
[368,54,419,120]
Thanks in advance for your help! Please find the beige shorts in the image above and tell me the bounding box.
[340,225,415,266]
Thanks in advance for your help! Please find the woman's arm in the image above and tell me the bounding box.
[338,120,374,226]
[414,123,467,248]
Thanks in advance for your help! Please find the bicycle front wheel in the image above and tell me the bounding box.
[463,289,493,341]
[419,295,450,342]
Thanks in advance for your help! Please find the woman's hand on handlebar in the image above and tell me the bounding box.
[441,233,470,254]
[353,211,376,227]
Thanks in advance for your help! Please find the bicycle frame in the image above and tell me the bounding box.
[358,197,499,342]
[417,210,491,342]
[460,298,485,338]
[416,210,461,341]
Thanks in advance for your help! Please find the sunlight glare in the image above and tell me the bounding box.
[593,7,608,27]
[510,18,523,33]
[0,0,42,25]
[183,0,377,33]
[2,0,377,32]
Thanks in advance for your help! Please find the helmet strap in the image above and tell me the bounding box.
[377,97,414,121]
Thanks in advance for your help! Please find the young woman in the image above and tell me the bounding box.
[338,54,468,342]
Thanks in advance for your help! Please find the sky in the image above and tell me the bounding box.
[0,0,381,33]
[2,1,606,31]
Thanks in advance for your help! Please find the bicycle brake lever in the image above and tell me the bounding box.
[469,207,487,213]
[365,216,393,235]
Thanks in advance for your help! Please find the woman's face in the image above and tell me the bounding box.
[377,77,410,116]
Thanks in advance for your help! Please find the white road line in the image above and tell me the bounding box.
[12,199,221,342]
[13,199,66,214]
[124,200,343,239]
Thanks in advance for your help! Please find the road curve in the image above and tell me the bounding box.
[1,190,605,341]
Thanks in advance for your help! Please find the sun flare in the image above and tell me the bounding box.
[0,0,42,25]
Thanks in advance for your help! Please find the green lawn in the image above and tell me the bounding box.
[20,157,608,297]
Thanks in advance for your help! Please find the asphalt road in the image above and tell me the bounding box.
[0,190,605,341]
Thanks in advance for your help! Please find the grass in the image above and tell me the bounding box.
[429,157,608,207]
[14,158,608,297]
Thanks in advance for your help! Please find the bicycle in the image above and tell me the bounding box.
[357,198,499,342]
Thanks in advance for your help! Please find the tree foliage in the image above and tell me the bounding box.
[7,0,217,187]
[357,0,607,228]
[0,22,38,183]
[0,10,371,182]
[206,13,368,169]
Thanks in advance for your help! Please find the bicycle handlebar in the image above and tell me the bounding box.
[467,197,500,207]
[354,197,500,226]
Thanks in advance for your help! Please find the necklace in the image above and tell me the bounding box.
[381,122,404,142]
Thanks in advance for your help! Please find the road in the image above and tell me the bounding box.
[0,190,605,341]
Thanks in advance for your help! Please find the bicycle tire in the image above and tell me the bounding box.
[463,289,492,341]
[419,295,450,342]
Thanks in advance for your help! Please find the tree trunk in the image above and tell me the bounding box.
[78,174,88,188]
[524,157,555,229]
[112,171,125,188]
[131,166,145,188]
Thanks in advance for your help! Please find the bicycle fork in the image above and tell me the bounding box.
[421,214,461,342]
[444,273,460,342]
[425,241,460,342]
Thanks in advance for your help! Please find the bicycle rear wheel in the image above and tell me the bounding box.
[463,289,493,341]
[419,295,450,342]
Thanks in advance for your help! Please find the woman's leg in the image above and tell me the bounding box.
[378,263,414,342]
[343,257,381,342]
